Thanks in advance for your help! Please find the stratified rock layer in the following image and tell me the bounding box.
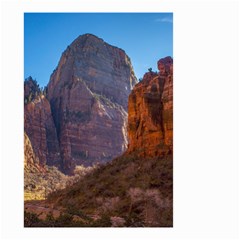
[128,56,173,157]
[47,34,137,174]
[24,95,61,168]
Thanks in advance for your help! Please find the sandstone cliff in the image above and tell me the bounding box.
[24,79,60,168]
[47,34,137,174]
[24,132,38,168]
[128,56,173,157]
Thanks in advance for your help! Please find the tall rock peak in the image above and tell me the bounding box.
[72,33,105,44]
[48,33,137,109]
[46,34,137,174]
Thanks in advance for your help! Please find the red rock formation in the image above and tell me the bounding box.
[47,34,137,174]
[127,56,173,157]
[24,94,61,168]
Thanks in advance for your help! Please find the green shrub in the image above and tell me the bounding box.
[90,214,112,227]
[44,153,173,227]
[24,211,41,227]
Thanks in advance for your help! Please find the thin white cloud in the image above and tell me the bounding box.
[155,17,173,23]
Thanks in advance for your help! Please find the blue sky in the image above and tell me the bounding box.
[24,13,173,87]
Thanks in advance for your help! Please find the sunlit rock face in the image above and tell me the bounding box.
[127,56,173,157]
[24,132,45,173]
[47,34,138,174]
[24,132,37,167]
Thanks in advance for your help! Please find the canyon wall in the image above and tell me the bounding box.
[25,34,137,174]
[127,56,173,157]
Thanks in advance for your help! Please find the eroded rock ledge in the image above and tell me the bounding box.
[127,56,173,157]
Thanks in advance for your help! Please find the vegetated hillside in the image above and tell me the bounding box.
[24,56,173,227]
[24,127,94,201]
[44,152,173,227]
[24,165,94,201]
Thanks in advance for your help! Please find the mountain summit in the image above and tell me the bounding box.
[24,34,138,174]
[48,33,137,110]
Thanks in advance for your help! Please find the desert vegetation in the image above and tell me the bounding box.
[25,153,173,227]
[24,165,94,201]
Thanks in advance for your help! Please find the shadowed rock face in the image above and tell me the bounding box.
[47,34,137,174]
[127,56,173,157]
[24,94,61,168]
